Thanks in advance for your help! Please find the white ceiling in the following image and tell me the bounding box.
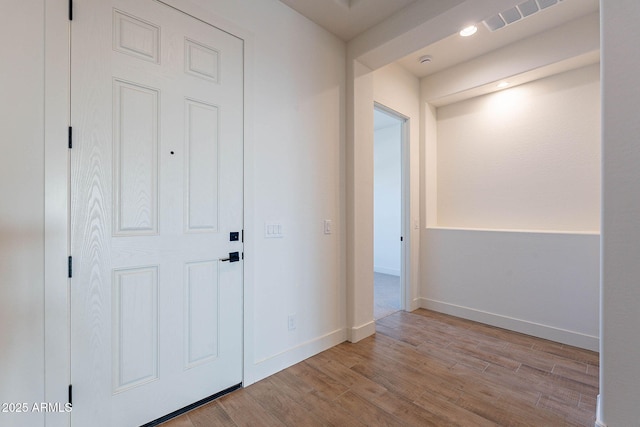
[279,0,599,78]
[397,0,599,78]
[278,0,416,41]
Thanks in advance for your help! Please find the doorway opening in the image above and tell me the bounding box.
[373,104,407,320]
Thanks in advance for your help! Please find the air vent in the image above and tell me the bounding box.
[501,7,522,24]
[483,0,563,32]
[518,0,539,17]
[538,0,559,9]
[484,14,506,31]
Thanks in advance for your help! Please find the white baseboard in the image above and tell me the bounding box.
[373,266,401,276]
[595,394,606,427]
[418,298,599,352]
[348,320,376,343]
[245,328,346,386]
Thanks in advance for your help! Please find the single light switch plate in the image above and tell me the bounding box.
[287,314,297,331]
[324,219,332,234]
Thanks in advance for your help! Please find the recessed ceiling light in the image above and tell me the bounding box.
[497,81,510,88]
[459,25,478,37]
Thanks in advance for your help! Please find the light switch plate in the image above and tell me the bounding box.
[287,314,296,331]
[323,219,332,234]
[265,222,283,238]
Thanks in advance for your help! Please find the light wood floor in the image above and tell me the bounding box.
[162,309,599,427]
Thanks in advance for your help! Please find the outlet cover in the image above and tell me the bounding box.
[287,314,296,331]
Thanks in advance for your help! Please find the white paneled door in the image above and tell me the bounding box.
[70,0,243,425]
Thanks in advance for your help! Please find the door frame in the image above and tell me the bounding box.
[44,2,254,425]
[373,102,410,315]
[44,0,72,426]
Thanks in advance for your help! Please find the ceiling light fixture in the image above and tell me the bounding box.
[418,55,433,64]
[459,25,478,37]
[497,81,510,89]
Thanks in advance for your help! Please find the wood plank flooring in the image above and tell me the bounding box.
[161,309,599,426]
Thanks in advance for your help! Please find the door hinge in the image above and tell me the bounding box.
[68,256,73,278]
[68,0,73,21]
[68,126,73,149]
[68,384,72,406]
[400,236,404,242]
[242,252,244,260]
[242,230,244,242]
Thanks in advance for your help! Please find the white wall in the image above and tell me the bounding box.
[13,0,639,424]
[420,20,601,351]
[164,0,347,385]
[373,63,421,311]
[423,229,600,350]
[374,122,402,276]
[436,64,601,232]
[0,1,45,425]
[3,2,347,418]
[346,59,376,341]
[600,1,640,425]
[347,0,525,344]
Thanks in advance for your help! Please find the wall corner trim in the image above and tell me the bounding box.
[348,321,376,343]
[595,394,606,427]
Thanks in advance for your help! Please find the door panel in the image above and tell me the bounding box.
[184,98,219,232]
[113,80,159,236]
[71,0,243,425]
[112,267,159,393]
[184,261,219,368]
